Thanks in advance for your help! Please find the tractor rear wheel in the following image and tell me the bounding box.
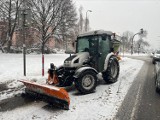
[102,56,120,83]
[75,70,97,94]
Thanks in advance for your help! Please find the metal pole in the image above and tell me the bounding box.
[23,9,27,76]
[85,10,92,32]
[23,44,26,76]
[22,0,27,76]
[123,40,124,57]
[85,12,88,32]
[42,54,44,76]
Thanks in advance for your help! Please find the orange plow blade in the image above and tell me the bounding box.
[19,80,70,110]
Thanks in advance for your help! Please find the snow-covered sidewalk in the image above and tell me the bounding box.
[0,53,144,120]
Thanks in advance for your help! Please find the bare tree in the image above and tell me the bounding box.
[57,1,77,50]
[122,30,149,53]
[27,0,77,54]
[136,38,150,48]
[136,31,149,54]
[0,0,22,52]
[0,21,7,52]
[121,31,134,52]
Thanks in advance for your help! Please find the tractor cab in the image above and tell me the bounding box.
[76,30,120,72]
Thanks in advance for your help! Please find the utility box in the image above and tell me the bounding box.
[111,35,121,53]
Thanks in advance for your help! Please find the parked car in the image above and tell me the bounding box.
[152,50,160,64]
[154,57,160,92]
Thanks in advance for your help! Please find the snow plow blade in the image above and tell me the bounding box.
[19,80,70,110]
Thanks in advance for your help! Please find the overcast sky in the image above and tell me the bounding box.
[73,0,160,49]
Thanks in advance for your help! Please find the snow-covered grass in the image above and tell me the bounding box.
[0,53,144,120]
[0,53,69,83]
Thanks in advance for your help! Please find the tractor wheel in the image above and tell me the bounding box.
[102,56,120,83]
[75,70,97,94]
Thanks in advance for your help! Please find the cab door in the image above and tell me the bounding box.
[98,35,111,72]
[88,36,99,70]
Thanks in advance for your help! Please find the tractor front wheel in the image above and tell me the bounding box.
[102,56,120,83]
[75,70,97,94]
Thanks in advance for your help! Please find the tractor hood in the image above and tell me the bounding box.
[64,52,90,68]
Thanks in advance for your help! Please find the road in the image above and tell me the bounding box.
[116,55,160,120]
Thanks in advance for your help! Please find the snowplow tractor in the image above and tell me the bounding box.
[20,30,121,109]
[46,30,120,93]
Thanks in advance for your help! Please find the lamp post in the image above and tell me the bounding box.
[131,28,143,55]
[19,0,31,76]
[22,9,27,76]
[85,10,92,32]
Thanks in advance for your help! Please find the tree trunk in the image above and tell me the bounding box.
[7,0,12,53]
[7,37,12,52]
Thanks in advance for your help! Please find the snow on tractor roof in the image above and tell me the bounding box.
[78,30,113,37]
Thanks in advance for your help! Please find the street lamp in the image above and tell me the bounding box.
[19,0,31,76]
[131,28,143,55]
[85,10,92,32]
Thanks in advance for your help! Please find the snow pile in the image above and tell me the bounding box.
[0,54,144,120]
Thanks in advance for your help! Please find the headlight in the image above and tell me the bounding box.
[64,61,71,66]
[64,61,71,64]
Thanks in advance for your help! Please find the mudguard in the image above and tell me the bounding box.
[104,52,118,71]
[73,66,98,79]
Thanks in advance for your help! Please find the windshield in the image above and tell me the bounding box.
[76,36,99,53]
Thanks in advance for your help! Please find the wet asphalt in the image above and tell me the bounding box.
[116,55,160,120]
